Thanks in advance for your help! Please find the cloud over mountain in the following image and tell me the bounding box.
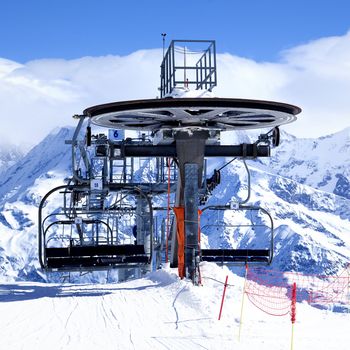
[0,31,350,146]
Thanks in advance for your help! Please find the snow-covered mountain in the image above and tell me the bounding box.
[0,143,25,175]
[0,126,350,282]
[0,127,72,204]
[0,127,73,281]
[259,127,350,200]
[202,161,350,275]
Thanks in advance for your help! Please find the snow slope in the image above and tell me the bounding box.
[0,263,349,350]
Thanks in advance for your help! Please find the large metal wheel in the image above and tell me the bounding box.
[84,98,301,131]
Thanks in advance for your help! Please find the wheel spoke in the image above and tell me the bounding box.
[87,98,300,131]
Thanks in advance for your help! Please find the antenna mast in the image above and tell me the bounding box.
[161,33,167,59]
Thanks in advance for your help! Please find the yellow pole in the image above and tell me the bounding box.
[290,282,297,350]
[238,264,248,342]
[347,265,350,314]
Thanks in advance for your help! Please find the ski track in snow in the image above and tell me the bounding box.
[0,263,349,350]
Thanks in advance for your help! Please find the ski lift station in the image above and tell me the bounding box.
[38,40,301,284]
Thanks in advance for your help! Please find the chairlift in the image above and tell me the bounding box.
[200,204,274,265]
[38,185,153,271]
[199,159,273,265]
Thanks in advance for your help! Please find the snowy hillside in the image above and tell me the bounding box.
[0,142,24,175]
[202,161,350,275]
[0,127,73,281]
[0,127,73,204]
[0,126,350,282]
[259,127,350,200]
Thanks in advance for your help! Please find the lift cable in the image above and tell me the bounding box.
[216,157,237,172]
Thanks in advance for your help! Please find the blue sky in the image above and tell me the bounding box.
[1,0,350,146]
[1,0,350,62]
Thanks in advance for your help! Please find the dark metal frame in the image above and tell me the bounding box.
[200,204,274,265]
[38,185,154,271]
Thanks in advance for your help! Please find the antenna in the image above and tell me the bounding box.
[161,33,167,58]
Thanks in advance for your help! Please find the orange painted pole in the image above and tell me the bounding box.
[173,207,185,278]
[165,158,171,263]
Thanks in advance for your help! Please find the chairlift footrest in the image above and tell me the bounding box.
[44,244,150,269]
[201,248,271,263]
[46,255,150,269]
[46,244,145,257]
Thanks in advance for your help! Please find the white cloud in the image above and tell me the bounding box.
[0,32,350,147]
[216,31,350,137]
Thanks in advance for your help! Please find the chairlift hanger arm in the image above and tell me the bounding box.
[200,204,274,265]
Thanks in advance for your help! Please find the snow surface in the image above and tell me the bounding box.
[0,263,349,350]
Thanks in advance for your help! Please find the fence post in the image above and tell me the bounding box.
[218,275,229,320]
[347,264,350,314]
[238,264,248,342]
[290,282,297,350]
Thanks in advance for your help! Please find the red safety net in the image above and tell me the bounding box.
[246,267,292,316]
[245,266,350,318]
[284,268,350,305]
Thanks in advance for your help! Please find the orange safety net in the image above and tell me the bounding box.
[245,266,350,317]
[173,207,185,278]
[284,269,350,305]
[245,268,291,316]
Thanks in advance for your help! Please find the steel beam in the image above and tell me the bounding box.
[184,164,199,281]
[118,144,270,158]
